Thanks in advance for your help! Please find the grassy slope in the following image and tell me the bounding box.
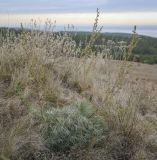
[0,26,157,159]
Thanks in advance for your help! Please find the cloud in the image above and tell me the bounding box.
[1,12,157,26]
[0,0,107,13]
[104,0,157,12]
[0,0,157,14]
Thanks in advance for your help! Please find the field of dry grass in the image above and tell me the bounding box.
[0,17,157,159]
[131,63,157,85]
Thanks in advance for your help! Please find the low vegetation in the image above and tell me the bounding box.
[0,11,157,160]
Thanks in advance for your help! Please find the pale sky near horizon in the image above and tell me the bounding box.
[0,0,157,37]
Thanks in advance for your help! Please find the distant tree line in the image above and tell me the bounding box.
[71,31,157,64]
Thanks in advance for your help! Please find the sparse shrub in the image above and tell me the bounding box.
[34,102,107,152]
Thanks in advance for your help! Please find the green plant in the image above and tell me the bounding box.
[35,103,107,152]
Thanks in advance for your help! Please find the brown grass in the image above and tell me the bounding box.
[0,12,157,160]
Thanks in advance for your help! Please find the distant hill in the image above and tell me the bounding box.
[0,27,157,64]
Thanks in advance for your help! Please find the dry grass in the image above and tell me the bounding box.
[0,12,157,160]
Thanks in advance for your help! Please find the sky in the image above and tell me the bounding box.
[0,0,157,37]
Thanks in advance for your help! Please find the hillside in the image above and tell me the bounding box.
[0,24,157,160]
